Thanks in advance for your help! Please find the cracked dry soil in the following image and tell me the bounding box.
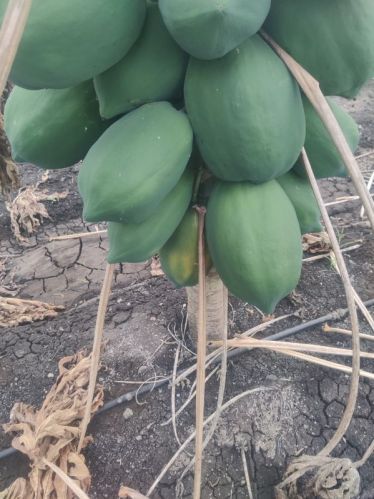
[1,81,374,498]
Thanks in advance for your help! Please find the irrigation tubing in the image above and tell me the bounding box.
[1,298,373,462]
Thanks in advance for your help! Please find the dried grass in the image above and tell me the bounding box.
[302,232,331,254]
[6,184,67,244]
[0,115,19,199]
[1,352,104,498]
[0,297,64,327]
[118,486,149,498]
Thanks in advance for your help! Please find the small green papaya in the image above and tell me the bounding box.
[206,181,302,314]
[4,82,109,170]
[264,0,374,98]
[293,97,360,179]
[160,208,211,288]
[185,35,305,183]
[107,169,194,264]
[276,172,322,235]
[159,0,271,60]
[0,0,146,89]
[94,1,188,119]
[78,102,193,224]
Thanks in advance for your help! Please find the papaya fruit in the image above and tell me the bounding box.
[293,97,360,179]
[276,172,322,235]
[160,208,211,288]
[206,181,302,314]
[78,102,193,224]
[0,0,146,89]
[185,35,305,183]
[94,1,188,119]
[264,0,374,98]
[4,82,109,170]
[159,0,271,60]
[107,168,194,264]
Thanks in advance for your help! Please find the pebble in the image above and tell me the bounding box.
[123,408,134,420]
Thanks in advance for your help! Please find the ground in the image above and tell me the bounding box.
[0,81,374,499]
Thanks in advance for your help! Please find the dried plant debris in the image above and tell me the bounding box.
[0,297,64,327]
[275,456,360,499]
[118,486,149,499]
[150,256,164,277]
[6,184,68,244]
[302,232,331,254]
[1,352,104,499]
[0,114,19,199]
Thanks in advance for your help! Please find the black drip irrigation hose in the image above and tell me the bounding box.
[1,298,374,462]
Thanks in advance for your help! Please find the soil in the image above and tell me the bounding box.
[0,81,374,499]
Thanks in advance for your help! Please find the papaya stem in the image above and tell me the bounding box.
[192,166,204,205]
[193,205,207,499]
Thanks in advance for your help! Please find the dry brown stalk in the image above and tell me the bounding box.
[212,337,374,360]
[325,196,360,207]
[241,447,254,499]
[193,206,207,499]
[323,324,374,343]
[329,253,374,332]
[354,439,374,469]
[355,150,374,160]
[0,0,32,96]
[302,244,361,263]
[49,230,107,242]
[78,263,115,452]
[361,171,374,219]
[43,458,90,499]
[261,31,374,231]
[301,149,361,457]
[240,344,374,382]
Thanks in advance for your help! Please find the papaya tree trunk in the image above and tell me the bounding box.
[187,268,228,346]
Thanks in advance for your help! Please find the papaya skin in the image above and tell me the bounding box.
[264,0,374,98]
[276,172,322,235]
[78,102,193,224]
[185,35,305,183]
[160,208,212,288]
[159,0,271,60]
[0,0,147,89]
[206,180,302,314]
[94,1,188,119]
[293,96,360,179]
[4,82,109,170]
[107,169,194,264]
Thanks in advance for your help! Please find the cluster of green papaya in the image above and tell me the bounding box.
[3,0,372,313]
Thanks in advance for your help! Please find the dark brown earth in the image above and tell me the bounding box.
[0,81,374,499]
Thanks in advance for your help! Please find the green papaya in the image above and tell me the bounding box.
[264,0,374,98]
[185,35,305,183]
[94,1,188,119]
[276,172,322,235]
[159,0,271,60]
[0,0,146,89]
[206,181,302,314]
[4,82,109,170]
[160,208,211,288]
[107,169,194,264]
[293,97,360,179]
[78,102,193,224]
